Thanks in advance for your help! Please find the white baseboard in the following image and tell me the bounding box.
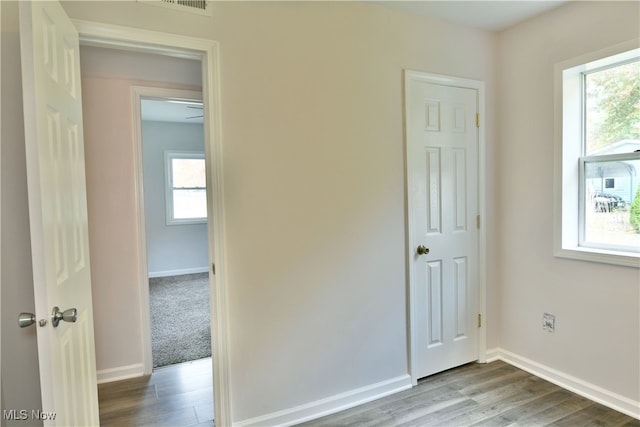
[234,374,413,427]
[148,266,209,278]
[97,363,145,384]
[484,347,501,363]
[487,348,640,420]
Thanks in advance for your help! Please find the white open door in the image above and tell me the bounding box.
[20,1,99,425]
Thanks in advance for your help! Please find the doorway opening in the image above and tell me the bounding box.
[78,41,222,423]
[139,95,212,368]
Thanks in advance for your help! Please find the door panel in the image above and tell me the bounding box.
[407,75,479,379]
[425,148,442,234]
[426,260,443,347]
[20,1,99,424]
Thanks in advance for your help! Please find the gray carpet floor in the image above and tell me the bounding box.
[149,273,211,368]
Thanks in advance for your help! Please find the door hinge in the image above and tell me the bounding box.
[475,113,480,128]
[212,263,216,275]
[477,313,482,328]
[476,215,480,229]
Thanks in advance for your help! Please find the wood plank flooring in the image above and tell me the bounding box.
[98,359,639,426]
[300,361,639,427]
[98,357,214,427]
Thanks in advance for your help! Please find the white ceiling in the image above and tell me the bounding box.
[141,98,204,124]
[374,1,568,31]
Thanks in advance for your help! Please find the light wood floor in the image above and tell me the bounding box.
[300,361,639,427]
[98,359,639,427]
[98,357,214,427]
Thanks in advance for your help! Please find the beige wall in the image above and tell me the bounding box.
[213,3,497,421]
[496,0,639,403]
[63,1,498,422]
[12,0,638,424]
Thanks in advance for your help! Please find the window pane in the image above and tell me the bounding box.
[173,189,207,219]
[585,60,640,155]
[584,157,640,251]
[172,158,206,188]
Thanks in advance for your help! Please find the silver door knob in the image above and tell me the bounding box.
[18,312,36,328]
[417,245,430,255]
[18,313,47,328]
[52,307,77,327]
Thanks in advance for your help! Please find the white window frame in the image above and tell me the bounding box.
[554,40,640,268]
[164,150,207,225]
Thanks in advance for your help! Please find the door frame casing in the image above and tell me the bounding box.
[73,20,231,426]
[404,70,487,385]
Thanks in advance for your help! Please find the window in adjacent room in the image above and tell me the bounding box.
[555,43,640,267]
[165,151,207,225]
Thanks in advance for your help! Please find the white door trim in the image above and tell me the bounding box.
[131,86,204,375]
[404,70,487,384]
[73,20,231,426]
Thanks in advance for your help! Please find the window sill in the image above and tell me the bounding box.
[555,246,640,268]
[167,218,207,226]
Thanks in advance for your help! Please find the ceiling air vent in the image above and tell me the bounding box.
[139,0,212,17]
